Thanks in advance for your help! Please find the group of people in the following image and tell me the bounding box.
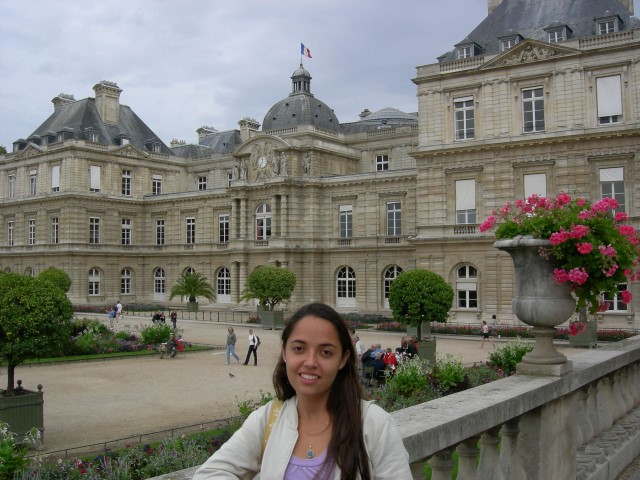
[225,326,260,366]
[194,302,411,479]
[151,310,178,329]
[355,335,419,385]
[106,300,123,329]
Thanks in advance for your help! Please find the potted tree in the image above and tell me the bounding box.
[169,271,215,312]
[388,269,454,365]
[242,265,296,329]
[0,272,73,446]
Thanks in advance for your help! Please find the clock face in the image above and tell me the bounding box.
[258,156,267,168]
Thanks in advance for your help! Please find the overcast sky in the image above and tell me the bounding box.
[1,0,638,148]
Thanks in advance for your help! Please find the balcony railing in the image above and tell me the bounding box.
[158,336,640,480]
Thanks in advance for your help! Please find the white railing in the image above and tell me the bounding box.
[151,336,640,480]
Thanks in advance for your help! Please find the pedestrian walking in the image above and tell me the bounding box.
[480,320,494,349]
[116,300,123,324]
[170,310,177,329]
[243,328,259,366]
[225,327,240,365]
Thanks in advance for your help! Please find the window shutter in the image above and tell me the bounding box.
[51,165,60,189]
[455,179,475,210]
[596,75,622,117]
[600,167,624,181]
[90,166,101,190]
[524,173,547,198]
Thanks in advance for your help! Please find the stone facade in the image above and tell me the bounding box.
[1,0,639,328]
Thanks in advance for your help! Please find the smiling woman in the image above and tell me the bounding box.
[193,302,411,480]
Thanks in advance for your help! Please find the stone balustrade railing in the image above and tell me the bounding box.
[151,336,640,480]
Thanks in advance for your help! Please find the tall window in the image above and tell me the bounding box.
[121,219,131,245]
[457,265,478,309]
[28,219,35,245]
[336,266,356,307]
[51,217,59,244]
[156,219,165,245]
[217,267,231,303]
[186,217,196,244]
[88,268,100,295]
[454,96,475,140]
[383,266,403,309]
[596,75,622,125]
[25,267,34,277]
[89,217,100,244]
[7,221,13,246]
[154,268,165,294]
[122,169,132,196]
[386,202,401,236]
[8,174,15,199]
[51,165,60,192]
[29,171,37,196]
[455,179,476,224]
[600,167,625,213]
[339,205,352,238]
[121,268,132,294]
[90,165,101,192]
[522,87,545,133]
[376,155,389,171]
[256,204,271,240]
[219,214,229,243]
[524,173,547,199]
[604,284,628,312]
[227,172,233,187]
[198,175,207,190]
[152,175,162,195]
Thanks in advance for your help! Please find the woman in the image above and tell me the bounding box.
[194,302,410,479]
[225,326,240,365]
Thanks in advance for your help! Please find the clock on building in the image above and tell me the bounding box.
[258,155,267,168]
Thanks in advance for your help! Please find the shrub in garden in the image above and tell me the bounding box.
[464,365,501,387]
[140,324,174,345]
[487,338,534,375]
[431,354,466,393]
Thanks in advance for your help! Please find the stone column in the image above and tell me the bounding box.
[271,194,279,237]
[281,194,288,237]
[241,198,248,240]
[231,199,238,240]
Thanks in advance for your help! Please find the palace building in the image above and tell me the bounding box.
[2,0,639,327]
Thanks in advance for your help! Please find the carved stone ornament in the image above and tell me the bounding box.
[481,40,579,70]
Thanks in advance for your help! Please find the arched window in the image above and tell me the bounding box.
[121,268,132,295]
[3,267,11,273]
[217,267,231,303]
[154,268,165,294]
[456,265,478,309]
[89,268,101,295]
[256,203,271,240]
[24,267,34,277]
[336,266,356,308]
[185,266,196,276]
[383,265,403,308]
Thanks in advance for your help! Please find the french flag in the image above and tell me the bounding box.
[301,43,312,58]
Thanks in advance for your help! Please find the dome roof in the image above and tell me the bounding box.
[361,107,417,125]
[262,64,340,133]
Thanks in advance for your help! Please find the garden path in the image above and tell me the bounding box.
[9,314,580,456]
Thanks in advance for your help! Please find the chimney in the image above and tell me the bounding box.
[238,117,260,142]
[93,80,122,125]
[359,108,371,119]
[51,93,76,110]
[196,125,218,143]
[488,0,504,14]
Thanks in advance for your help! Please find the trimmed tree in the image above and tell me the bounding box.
[388,269,454,340]
[0,273,74,395]
[169,271,215,308]
[242,265,296,310]
[37,267,72,293]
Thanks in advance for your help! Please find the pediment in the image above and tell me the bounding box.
[234,134,290,158]
[481,40,581,70]
[15,143,46,160]
[232,135,292,184]
[113,143,149,159]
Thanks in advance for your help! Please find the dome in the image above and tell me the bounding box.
[262,64,340,133]
[360,107,417,125]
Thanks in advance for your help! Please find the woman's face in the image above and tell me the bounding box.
[228,327,233,333]
[282,315,349,402]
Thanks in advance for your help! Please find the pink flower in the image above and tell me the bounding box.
[569,321,586,336]
[567,267,589,285]
[577,198,586,206]
[578,210,593,220]
[598,245,616,257]
[479,215,496,232]
[570,225,590,239]
[603,264,619,277]
[577,243,593,254]
[621,290,633,304]
[550,230,570,245]
[597,301,611,312]
[615,212,628,222]
[618,225,637,237]
[592,198,619,213]
[553,268,569,283]
[554,193,572,207]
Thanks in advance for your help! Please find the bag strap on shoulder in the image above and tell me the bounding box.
[260,400,283,459]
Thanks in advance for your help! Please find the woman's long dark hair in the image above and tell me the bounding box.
[273,302,371,480]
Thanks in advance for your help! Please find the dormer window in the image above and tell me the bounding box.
[88,132,99,143]
[499,35,521,51]
[145,139,161,153]
[596,16,621,35]
[455,42,480,60]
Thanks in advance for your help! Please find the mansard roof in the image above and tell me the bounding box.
[26,98,173,155]
[438,0,640,62]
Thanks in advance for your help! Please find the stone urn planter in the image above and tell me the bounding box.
[0,381,44,449]
[186,301,198,312]
[494,235,576,375]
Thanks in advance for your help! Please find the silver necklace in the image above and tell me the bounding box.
[301,421,331,459]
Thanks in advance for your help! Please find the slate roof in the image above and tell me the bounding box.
[341,107,417,135]
[23,97,173,155]
[438,0,640,62]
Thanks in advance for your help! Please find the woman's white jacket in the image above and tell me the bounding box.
[192,397,411,479]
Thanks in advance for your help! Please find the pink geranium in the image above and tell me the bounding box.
[577,243,593,254]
